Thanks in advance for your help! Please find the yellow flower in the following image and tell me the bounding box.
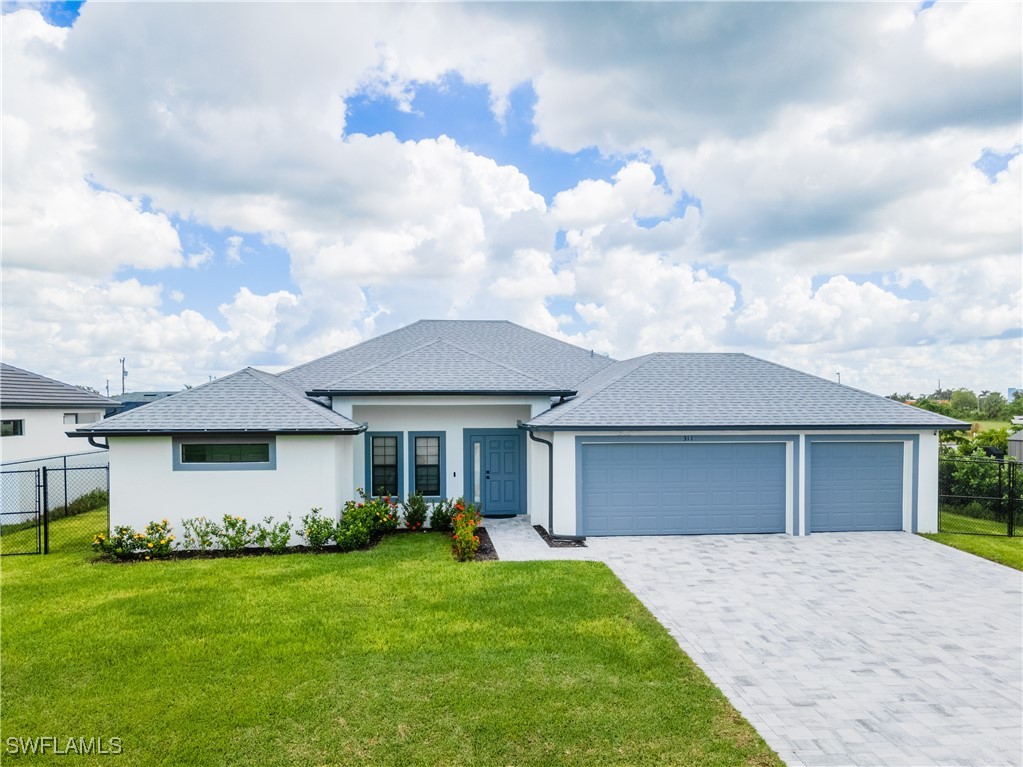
[160,539,167,545]
[147,542,154,548]
[145,555,151,561]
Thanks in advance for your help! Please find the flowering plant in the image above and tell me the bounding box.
[182,516,220,551]
[402,492,428,531]
[451,499,482,562]
[253,515,293,554]
[301,507,335,549]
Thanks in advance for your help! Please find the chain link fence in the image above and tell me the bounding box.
[938,454,1019,536]
[1,452,109,556]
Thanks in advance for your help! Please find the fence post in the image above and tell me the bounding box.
[42,466,49,555]
[1009,461,1016,538]
[35,468,42,555]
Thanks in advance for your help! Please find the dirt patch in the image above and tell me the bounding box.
[475,527,499,561]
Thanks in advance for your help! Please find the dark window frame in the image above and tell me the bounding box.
[1,419,25,437]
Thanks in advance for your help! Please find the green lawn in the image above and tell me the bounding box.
[921,523,1023,571]
[1,508,108,556]
[0,533,780,766]
[937,510,1013,536]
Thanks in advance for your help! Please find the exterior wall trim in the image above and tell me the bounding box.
[407,431,446,500]
[171,435,277,472]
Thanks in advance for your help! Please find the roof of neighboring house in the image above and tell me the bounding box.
[1009,430,1023,442]
[308,339,574,396]
[280,320,615,393]
[73,368,362,436]
[0,363,116,409]
[524,353,971,431]
[111,391,177,404]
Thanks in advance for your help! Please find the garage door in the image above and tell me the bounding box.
[809,442,904,532]
[580,442,786,536]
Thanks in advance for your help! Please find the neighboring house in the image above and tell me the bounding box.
[71,320,967,538]
[1,363,117,464]
[106,391,177,417]
[1009,431,1023,462]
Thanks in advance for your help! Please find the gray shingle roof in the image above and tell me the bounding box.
[280,320,615,392]
[309,339,573,395]
[73,368,362,435]
[0,363,116,408]
[525,353,971,430]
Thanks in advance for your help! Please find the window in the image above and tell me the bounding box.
[365,432,403,498]
[410,432,445,499]
[79,412,101,424]
[63,413,78,425]
[1,419,24,437]
[172,437,276,471]
[181,444,270,464]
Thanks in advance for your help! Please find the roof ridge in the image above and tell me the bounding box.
[243,368,357,428]
[433,339,562,388]
[535,354,659,426]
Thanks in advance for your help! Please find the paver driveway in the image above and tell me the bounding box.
[488,521,1023,767]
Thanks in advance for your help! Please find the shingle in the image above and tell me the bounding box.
[312,339,572,394]
[0,363,117,408]
[75,368,361,434]
[525,353,970,430]
[280,320,615,392]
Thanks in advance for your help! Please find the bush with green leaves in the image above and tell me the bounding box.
[451,500,482,562]
[428,498,454,531]
[334,516,372,552]
[219,515,257,551]
[182,516,221,551]
[402,492,428,531]
[93,519,175,560]
[253,515,293,554]
[301,507,335,549]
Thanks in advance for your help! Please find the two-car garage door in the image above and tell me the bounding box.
[580,442,786,535]
[579,440,907,536]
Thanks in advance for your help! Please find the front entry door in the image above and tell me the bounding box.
[465,430,525,516]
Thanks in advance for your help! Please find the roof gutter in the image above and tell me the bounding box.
[520,421,585,542]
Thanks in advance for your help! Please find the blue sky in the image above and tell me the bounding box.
[2,1,1020,394]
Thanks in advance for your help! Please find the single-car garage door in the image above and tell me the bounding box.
[580,442,786,536]
[809,442,904,532]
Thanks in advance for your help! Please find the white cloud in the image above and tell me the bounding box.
[225,235,244,265]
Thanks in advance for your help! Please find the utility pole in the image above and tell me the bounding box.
[105,379,110,397]
[119,357,127,395]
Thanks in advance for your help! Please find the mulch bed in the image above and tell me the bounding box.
[474,527,499,561]
[533,525,587,548]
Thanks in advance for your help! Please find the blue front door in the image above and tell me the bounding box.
[465,430,525,515]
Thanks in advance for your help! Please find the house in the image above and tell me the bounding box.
[1009,430,1023,462]
[70,320,967,538]
[106,391,177,417]
[1,363,116,464]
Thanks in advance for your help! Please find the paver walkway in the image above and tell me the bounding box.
[485,517,1023,767]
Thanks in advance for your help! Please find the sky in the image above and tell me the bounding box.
[1,1,1021,397]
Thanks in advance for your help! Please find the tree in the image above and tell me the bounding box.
[979,391,1007,419]
[949,389,978,414]
[75,385,100,395]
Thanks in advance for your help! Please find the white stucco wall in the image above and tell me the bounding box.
[1,407,105,464]
[916,431,940,533]
[107,434,348,535]
[338,397,542,508]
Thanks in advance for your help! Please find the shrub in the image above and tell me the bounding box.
[402,492,428,531]
[451,500,482,562]
[429,498,454,532]
[253,515,292,554]
[219,515,257,551]
[302,507,335,549]
[92,519,175,560]
[182,516,221,551]
[334,516,372,552]
[92,525,142,560]
[142,519,176,558]
[344,490,400,536]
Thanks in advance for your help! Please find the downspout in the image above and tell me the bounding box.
[526,428,585,541]
[88,436,109,450]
